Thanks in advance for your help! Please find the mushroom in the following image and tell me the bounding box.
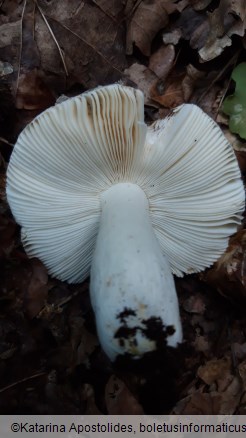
[6,84,245,361]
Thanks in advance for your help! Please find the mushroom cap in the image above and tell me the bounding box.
[6,84,245,282]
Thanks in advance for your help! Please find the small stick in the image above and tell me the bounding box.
[34,0,69,76]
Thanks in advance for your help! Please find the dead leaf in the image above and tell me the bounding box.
[105,375,144,414]
[163,28,182,45]
[126,0,174,56]
[233,343,246,360]
[181,64,205,101]
[0,61,13,77]
[0,214,16,258]
[199,1,246,61]
[191,0,211,10]
[219,376,242,414]
[223,128,246,153]
[193,334,210,354]
[124,63,158,104]
[25,258,49,318]
[34,0,126,89]
[82,384,102,414]
[16,69,55,110]
[203,230,246,304]
[150,62,210,108]
[69,316,98,365]
[183,294,206,314]
[0,0,126,95]
[197,357,231,385]
[150,71,185,108]
[149,44,175,79]
[174,391,222,414]
[163,7,207,47]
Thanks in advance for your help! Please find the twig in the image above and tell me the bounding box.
[36,287,86,319]
[215,53,240,118]
[34,0,68,76]
[0,137,14,147]
[92,0,117,23]
[197,51,240,105]
[15,0,27,97]
[125,0,143,20]
[0,371,46,394]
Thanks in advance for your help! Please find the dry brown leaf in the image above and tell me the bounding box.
[197,357,231,385]
[223,128,246,153]
[75,321,98,364]
[192,84,221,117]
[233,343,246,360]
[25,258,49,318]
[162,1,246,62]
[105,375,144,414]
[163,28,182,45]
[227,0,246,21]
[199,0,246,61]
[16,69,55,110]
[235,150,246,177]
[149,44,175,79]
[81,384,102,414]
[218,376,242,414]
[181,64,205,101]
[191,0,212,10]
[152,48,223,111]
[126,0,176,56]
[0,214,16,258]
[34,0,126,89]
[163,7,207,48]
[0,0,126,95]
[150,71,185,108]
[193,334,211,354]
[174,391,222,414]
[203,230,246,304]
[124,63,158,104]
[183,294,206,314]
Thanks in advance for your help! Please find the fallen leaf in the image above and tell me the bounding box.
[124,63,158,104]
[16,69,55,110]
[183,294,206,314]
[34,0,126,89]
[203,230,246,305]
[149,44,175,79]
[0,0,126,95]
[173,391,222,414]
[25,258,49,318]
[198,1,246,61]
[219,376,242,414]
[191,0,211,10]
[150,71,185,108]
[82,384,102,414]
[193,334,210,354]
[163,7,206,48]
[126,0,175,56]
[197,357,231,385]
[105,375,144,414]
[232,343,246,360]
[0,214,16,258]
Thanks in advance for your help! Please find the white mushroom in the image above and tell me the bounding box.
[6,84,245,361]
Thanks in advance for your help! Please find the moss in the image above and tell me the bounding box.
[223,63,246,140]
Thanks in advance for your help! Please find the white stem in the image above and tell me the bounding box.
[90,183,182,361]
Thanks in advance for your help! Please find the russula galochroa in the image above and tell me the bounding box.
[6,85,245,361]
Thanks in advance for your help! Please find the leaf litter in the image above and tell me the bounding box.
[0,0,246,415]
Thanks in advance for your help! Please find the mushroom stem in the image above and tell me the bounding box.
[90,182,182,361]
